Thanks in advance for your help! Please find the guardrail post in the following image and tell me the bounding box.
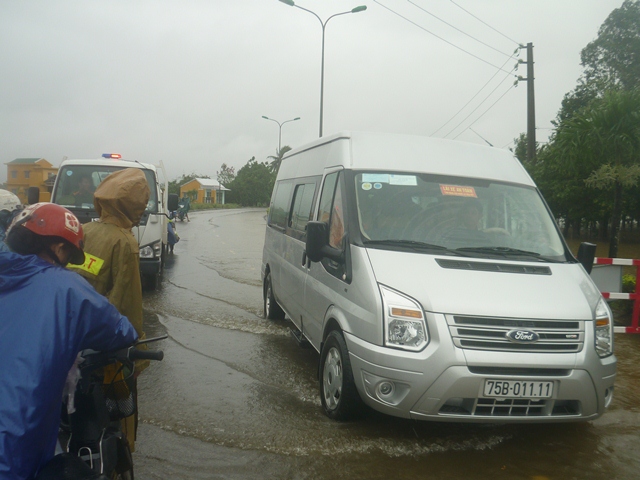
[593,257,640,334]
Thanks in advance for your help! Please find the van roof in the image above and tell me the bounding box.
[59,158,157,171]
[280,131,534,186]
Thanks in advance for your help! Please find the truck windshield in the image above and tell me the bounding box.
[354,172,568,262]
[52,165,158,213]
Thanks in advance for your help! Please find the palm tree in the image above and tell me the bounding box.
[554,89,640,257]
[267,146,292,175]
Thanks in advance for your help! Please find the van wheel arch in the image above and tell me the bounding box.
[318,328,364,421]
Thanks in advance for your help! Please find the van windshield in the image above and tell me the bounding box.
[53,165,158,213]
[354,172,568,262]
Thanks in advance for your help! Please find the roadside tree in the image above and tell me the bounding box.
[227,157,273,207]
[554,89,640,257]
[217,163,236,187]
[267,146,292,174]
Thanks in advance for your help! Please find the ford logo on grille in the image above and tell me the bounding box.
[506,329,540,343]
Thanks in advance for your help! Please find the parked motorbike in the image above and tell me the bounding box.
[177,204,186,222]
[35,336,166,480]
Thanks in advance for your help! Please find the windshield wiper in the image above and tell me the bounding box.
[456,246,544,259]
[363,239,465,255]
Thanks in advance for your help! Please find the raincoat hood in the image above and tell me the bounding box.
[94,168,150,230]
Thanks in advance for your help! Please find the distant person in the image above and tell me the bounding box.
[69,168,150,453]
[73,174,95,206]
[167,217,179,253]
[0,202,138,479]
[180,194,191,221]
[0,189,22,252]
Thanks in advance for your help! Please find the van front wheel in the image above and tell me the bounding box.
[320,330,363,421]
[263,273,285,320]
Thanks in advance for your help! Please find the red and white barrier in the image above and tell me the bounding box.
[594,257,640,334]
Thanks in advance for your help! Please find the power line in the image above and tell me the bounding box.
[372,0,514,75]
[406,0,512,58]
[442,65,517,138]
[452,83,518,140]
[431,53,517,136]
[449,0,520,47]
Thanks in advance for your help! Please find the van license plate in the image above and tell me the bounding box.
[483,380,553,398]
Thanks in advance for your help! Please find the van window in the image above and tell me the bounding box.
[317,172,339,224]
[354,172,568,262]
[289,183,316,233]
[317,172,345,249]
[269,180,293,229]
[53,165,158,213]
[329,181,345,249]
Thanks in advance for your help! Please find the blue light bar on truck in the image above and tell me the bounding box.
[102,153,122,159]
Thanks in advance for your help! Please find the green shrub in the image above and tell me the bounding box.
[190,203,240,211]
[622,274,636,293]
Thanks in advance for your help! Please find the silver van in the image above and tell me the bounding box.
[261,132,616,423]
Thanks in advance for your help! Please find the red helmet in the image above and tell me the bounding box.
[10,203,85,264]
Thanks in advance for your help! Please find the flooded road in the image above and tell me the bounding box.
[135,208,640,479]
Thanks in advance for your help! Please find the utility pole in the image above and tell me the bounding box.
[518,43,536,164]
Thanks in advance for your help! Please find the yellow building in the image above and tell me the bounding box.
[179,178,229,204]
[5,158,57,203]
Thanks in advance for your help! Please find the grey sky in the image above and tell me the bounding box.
[0,0,624,184]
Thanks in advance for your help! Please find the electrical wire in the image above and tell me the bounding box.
[449,0,520,47]
[452,83,518,140]
[441,65,517,138]
[431,53,517,136]
[372,0,514,75]
[406,0,512,58]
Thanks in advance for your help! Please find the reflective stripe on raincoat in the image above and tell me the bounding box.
[0,251,138,480]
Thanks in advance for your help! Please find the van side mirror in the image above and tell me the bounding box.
[577,242,597,274]
[306,221,343,263]
[168,194,179,212]
[27,187,40,205]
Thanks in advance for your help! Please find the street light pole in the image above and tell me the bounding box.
[262,115,300,152]
[278,1,366,137]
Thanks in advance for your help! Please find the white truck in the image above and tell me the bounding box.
[49,154,170,289]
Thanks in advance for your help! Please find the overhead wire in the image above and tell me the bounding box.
[406,0,512,58]
[372,0,514,75]
[372,0,523,145]
[442,64,518,138]
[431,53,517,136]
[449,0,520,47]
[451,83,518,140]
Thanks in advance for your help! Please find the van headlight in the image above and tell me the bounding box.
[380,285,428,351]
[594,297,614,358]
[140,241,162,259]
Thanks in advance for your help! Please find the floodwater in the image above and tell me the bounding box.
[135,209,640,479]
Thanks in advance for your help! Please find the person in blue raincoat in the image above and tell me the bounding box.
[167,216,179,253]
[0,203,138,480]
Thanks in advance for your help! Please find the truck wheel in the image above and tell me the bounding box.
[263,273,285,320]
[319,330,364,421]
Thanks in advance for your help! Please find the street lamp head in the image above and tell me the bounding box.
[279,0,295,6]
[262,116,270,119]
[294,117,300,121]
[351,5,367,13]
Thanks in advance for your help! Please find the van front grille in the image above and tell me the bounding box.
[448,315,585,353]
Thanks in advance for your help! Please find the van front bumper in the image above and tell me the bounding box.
[345,331,616,423]
[140,257,161,276]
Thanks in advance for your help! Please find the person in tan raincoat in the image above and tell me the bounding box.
[70,167,150,452]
